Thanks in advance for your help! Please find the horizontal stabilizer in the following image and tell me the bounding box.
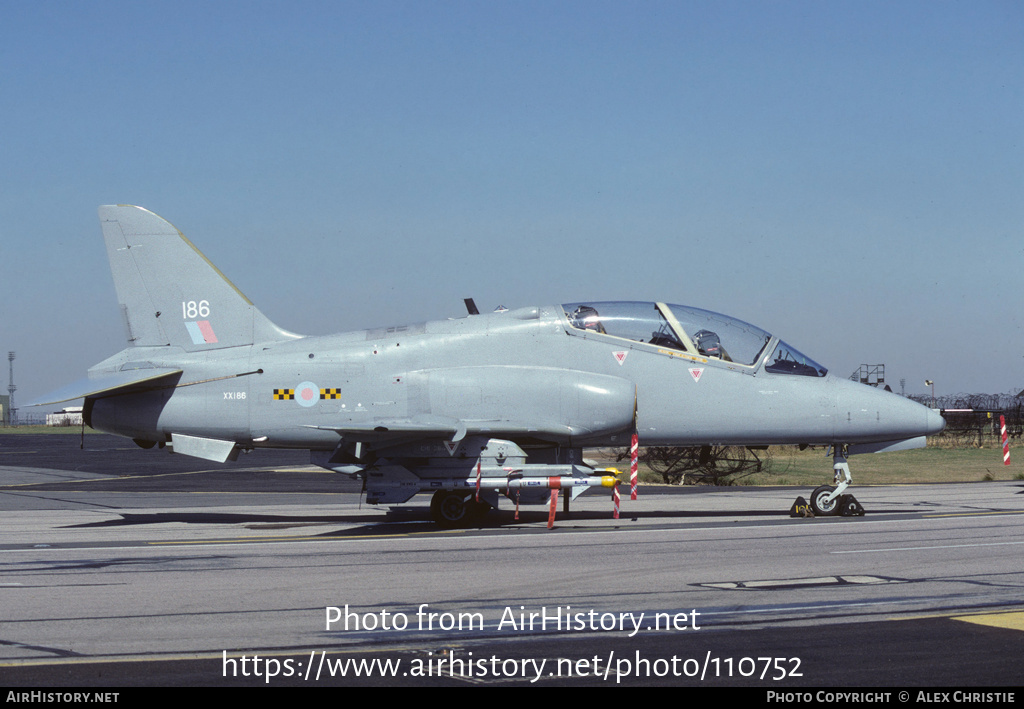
[27,368,182,407]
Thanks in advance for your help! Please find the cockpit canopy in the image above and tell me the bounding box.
[562,301,827,377]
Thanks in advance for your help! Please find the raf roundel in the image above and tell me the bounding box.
[295,381,319,408]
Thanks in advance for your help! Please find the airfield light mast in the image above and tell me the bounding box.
[7,351,15,426]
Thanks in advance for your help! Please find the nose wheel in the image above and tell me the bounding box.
[810,484,840,515]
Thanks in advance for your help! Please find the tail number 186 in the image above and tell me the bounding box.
[183,300,210,319]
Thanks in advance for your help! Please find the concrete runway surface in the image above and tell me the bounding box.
[1,434,1022,688]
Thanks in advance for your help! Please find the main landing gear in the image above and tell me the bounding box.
[429,490,491,528]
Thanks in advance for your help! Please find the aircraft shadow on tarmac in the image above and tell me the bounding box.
[58,501,920,539]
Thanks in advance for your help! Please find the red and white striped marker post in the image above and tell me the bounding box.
[612,481,620,519]
[1001,415,1010,466]
[475,461,482,501]
[630,429,639,500]
[547,490,558,529]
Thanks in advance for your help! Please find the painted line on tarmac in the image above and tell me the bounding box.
[831,539,1024,554]
[951,611,1024,631]
[923,510,1024,519]
[146,529,467,545]
[0,643,430,670]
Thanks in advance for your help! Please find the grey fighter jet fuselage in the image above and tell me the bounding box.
[33,206,945,525]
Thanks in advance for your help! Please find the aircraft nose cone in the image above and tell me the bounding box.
[835,379,947,442]
[927,408,946,435]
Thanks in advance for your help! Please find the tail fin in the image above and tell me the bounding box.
[99,205,300,350]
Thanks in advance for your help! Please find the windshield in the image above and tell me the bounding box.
[764,340,828,377]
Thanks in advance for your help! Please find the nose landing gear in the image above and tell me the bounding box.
[799,446,865,517]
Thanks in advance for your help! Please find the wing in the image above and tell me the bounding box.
[305,416,579,443]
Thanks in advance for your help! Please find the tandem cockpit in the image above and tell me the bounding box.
[562,301,828,378]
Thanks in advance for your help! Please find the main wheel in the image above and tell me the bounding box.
[430,491,477,528]
[810,485,840,516]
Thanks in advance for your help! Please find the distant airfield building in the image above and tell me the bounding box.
[46,406,83,427]
[0,394,8,425]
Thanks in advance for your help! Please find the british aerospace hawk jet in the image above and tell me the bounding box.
[32,206,945,526]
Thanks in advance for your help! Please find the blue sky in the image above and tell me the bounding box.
[2,0,1021,407]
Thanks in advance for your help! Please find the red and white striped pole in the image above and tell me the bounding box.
[612,481,620,519]
[630,429,639,500]
[1001,415,1010,466]
[475,461,482,501]
[630,398,639,500]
